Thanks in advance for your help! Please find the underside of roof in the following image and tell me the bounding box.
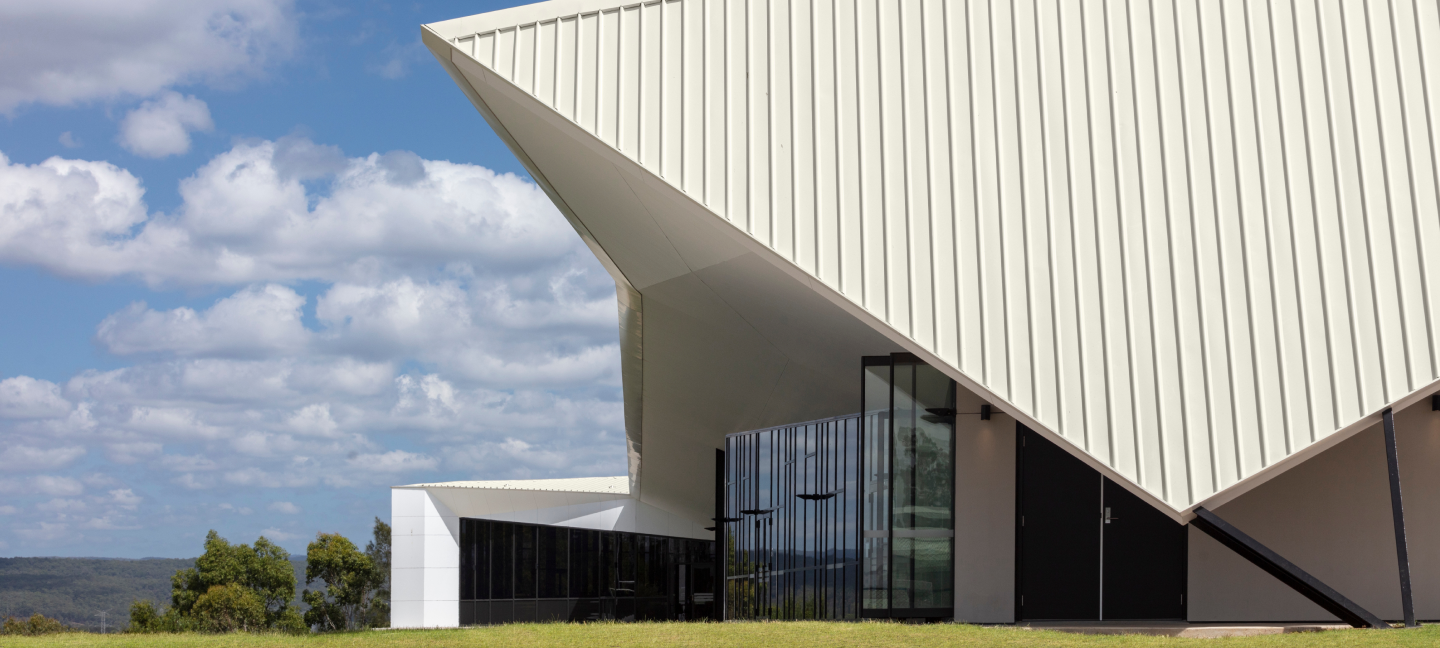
[423,0,1440,519]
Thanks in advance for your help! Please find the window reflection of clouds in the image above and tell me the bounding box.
[725,415,861,620]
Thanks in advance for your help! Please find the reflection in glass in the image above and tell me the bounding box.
[725,413,862,620]
[458,520,715,625]
[856,355,956,617]
[570,528,599,598]
[889,360,955,612]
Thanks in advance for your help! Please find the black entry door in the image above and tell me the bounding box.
[1101,478,1186,619]
[1017,426,1186,620]
[1017,426,1100,620]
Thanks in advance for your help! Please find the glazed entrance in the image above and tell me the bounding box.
[721,353,958,621]
[860,354,957,619]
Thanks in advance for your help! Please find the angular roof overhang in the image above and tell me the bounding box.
[421,0,1440,524]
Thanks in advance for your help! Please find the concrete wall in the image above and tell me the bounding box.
[1188,402,1440,622]
[953,388,1016,623]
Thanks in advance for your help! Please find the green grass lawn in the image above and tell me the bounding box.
[3,622,1436,648]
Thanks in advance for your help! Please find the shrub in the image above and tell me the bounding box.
[126,600,200,633]
[1,613,72,636]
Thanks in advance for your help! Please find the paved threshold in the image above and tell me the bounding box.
[1015,621,1352,638]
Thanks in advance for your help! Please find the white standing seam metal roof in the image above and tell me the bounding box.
[423,0,1440,519]
[399,475,630,494]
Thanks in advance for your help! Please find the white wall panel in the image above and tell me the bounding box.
[428,0,1440,512]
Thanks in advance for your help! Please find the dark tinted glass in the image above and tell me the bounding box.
[475,520,491,600]
[617,534,636,598]
[492,523,514,599]
[602,532,618,596]
[460,519,475,600]
[539,526,568,598]
[639,536,667,597]
[569,529,599,598]
[515,525,537,599]
[458,521,714,623]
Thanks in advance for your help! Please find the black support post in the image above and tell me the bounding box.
[715,448,726,621]
[1382,408,1418,628]
[1191,507,1389,629]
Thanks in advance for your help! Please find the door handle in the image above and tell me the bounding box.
[1104,506,1119,524]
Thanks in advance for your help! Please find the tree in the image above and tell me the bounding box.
[191,585,265,632]
[129,530,303,634]
[363,518,391,628]
[172,531,296,625]
[303,533,384,631]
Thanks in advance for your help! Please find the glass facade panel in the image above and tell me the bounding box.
[457,520,716,625]
[493,523,514,599]
[460,519,475,601]
[724,413,862,620]
[889,359,955,614]
[861,360,891,612]
[516,525,537,599]
[725,354,954,620]
[569,528,600,598]
[538,526,568,598]
[476,520,491,601]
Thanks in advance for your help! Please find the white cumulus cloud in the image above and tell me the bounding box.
[268,501,300,514]
[0,139,590,288]
[97,284,308,357]
[0,445,86,471]
[0,138,635,554]
[109,488,142,509]
[0,376,72,419]
[33,475,84,497]
[118,92,214,158]
[348,450,438,473]
[0,0,296,113]
[258,527,302,541]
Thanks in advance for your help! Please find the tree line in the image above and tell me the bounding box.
[0,555,194,630]
[127,518,391,634]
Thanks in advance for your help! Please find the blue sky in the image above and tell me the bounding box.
[0,0,628,558]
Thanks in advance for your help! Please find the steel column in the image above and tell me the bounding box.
[1382,408,1417,628]
[1191,507,1389,629]
[715,448,725,621]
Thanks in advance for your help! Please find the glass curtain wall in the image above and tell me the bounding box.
[458,519,715,625]
[861,354,956,618]
[723,416,861,620]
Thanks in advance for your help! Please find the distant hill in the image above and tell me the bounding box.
[0,556,310,632]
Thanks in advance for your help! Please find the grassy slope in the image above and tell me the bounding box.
[6,622,1438,647]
